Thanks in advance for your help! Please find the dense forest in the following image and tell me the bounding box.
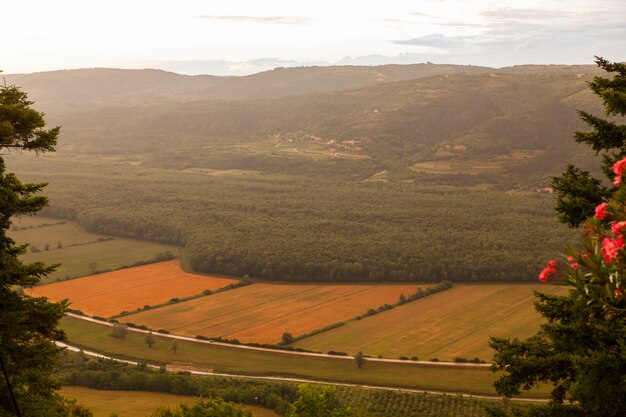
[5,64,606,282]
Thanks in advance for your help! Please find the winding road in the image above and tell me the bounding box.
[58,341,545,403]
[67,312,492,368]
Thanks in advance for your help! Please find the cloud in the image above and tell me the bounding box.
[196,15,312,25]
[411,12,436,18]
[392,34,469,49]
[338,53,438,66]
[121,57,326,76]
[481,7,569,21]
[389,2,626,66]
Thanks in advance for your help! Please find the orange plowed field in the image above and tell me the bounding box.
[124,283,420,344]
[28,260,238,317]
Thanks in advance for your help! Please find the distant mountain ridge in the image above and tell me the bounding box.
[5,64,496,114]
[34,64,608,183]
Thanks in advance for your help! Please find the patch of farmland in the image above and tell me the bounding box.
[61,386,279,417]
[62,316,506,396]
[29,260,238,317]
[293,283,569,361]
[124,283,420,344]
[9,215,178,282]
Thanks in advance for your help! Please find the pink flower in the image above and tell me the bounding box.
[612,158,626,186]
[567,256,575,262]
[611,221,626,235]
[602,235,625,263]
[613,157,626,175]
[595,202,609,220]
[615,289,623,299]
[570,263,579,270]
[538,260,557,283]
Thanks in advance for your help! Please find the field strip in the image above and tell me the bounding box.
[217,285,382,337]
[58,340,544,403]
[157,285,327,331]
[30,261,237,317]
[66,312,490,367]
[417,289,542,354]
[118,283,422,344]
[58,275,195,302]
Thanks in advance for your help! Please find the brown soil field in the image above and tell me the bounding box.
[28,260,237,317]
[125,283,420,344]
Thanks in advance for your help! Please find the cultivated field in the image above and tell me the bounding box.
[9,215,178,282]
[29,260,238,317]
[124,283,420,344]
[410,150,544,176]
[61,316,513,397]
[294,283,569,361]
[61,386,279,417]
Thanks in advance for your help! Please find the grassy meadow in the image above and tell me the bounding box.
[123,283,419,344]
[61,316,552,398]
[9,216,178,282]
[61,386,279,417]
[29,260,237,317]
[294,284,569,360]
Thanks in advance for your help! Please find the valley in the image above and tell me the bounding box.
[6,62,618,416]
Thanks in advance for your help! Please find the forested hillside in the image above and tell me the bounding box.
[6,64,608,282]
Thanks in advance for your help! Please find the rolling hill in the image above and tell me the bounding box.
[6,63,614,282]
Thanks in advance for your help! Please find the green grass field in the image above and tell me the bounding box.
[61,316,550,398]
[9,216,178,282]
[61,386,279,417]
[294,284,569,361]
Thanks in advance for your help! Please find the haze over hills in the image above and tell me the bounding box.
[3,63,505,114]
[21,63,606,181]
[7,62,615,282]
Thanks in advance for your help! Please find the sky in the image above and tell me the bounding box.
[3,0,625,76]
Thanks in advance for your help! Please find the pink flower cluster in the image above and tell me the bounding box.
[613,157,626,186]
[594,202,609,220]
[538,260,557,283]
[595,198,626,263]
[567,256,579,270]
[539,157,626,284]
[602,235,624,263]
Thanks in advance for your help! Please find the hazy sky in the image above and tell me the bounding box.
[3,0,625,75]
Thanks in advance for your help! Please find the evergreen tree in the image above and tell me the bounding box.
[0,81,72,416]
[489,58,626,417]
[552,57,626,227]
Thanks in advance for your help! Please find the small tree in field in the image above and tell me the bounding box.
[144,331,156,349]
[281,332,294,345]
[170,339,178,354]
[353,351,366,369]
[111,324,128,339]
